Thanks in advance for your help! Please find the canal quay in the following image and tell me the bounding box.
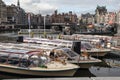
[0,32,120,79]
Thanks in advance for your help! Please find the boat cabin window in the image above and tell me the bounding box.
[0,52,9,58]
[81,42,93,50]
[62,48,78,57]
[0,52,9,63]
[9,54,23,59]
[22,54,29,59]
[65,50,78,57]
[29,54,48,67]
[84,43,93,49]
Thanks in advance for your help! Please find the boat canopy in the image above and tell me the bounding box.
[54,48,79,59]
[0,48,44,56]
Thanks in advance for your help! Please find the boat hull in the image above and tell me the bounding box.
[88,52,108,57]
[77,62,100,68]
[0,64,78,77]
[69,59,101,68]
[81,49,111,57]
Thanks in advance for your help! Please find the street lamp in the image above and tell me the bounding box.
[43,15,46,38]
[28,13,31,38]
[0,3,2,24]
[39,10,41,38]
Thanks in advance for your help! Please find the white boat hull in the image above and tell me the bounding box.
[69,58,101,68]
[81,49,111,57]
[74,62,100,68]
[0,64,78,76]
[88,51,108,57]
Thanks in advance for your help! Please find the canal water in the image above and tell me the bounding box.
[0,33,120,79]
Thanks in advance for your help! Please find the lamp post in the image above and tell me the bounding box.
[39,10,40,38]
[28,13,31,38]
[43,15,46,38]
[0,3,2,24]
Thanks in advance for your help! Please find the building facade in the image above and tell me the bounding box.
[95,6,107,24]
[0,0,26,28]
[0,0,7,24]
[51,10,78,24]
[6,4,18,24]
[80,13,94,25]
[1,0,120,30]
[116,11,120,24]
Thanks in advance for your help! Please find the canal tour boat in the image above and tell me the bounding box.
[0,47,79,76]
[0,42,101,68]
[49,48,101,68]
[23,37,111,57]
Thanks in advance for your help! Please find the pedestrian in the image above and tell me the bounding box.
[49,49,55,60]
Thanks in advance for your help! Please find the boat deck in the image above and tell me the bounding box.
[0,61,79,71]
[111,46,120,56]
[111,46,120,51]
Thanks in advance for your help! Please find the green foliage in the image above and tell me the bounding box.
[39,65,47,68]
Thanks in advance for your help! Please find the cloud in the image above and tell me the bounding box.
[21,0,58,15]
[21,1,57,15]
[3,0,120,15]
[4,0,57,15]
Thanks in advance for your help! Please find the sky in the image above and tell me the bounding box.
[3,0,120,15]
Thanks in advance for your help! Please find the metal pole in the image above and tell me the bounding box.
[28,14,31,38]
[39,10,40,38]
[0,3,1,22]
[44,15,46,38]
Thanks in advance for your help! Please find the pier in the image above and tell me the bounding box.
[0,28,20,32]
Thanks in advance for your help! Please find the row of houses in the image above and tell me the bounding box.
[0,0,120,30]
[80,5,120,25]
[0,0,78,29]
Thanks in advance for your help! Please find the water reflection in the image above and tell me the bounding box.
[89,53,120,77]
[90,67,120,77]
[74,69,95,77]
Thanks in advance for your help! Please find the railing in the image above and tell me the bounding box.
[19,29,60,34]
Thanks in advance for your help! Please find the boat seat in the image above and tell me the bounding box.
[0,56,8,63]
[7,59,19,65]
[0,59,6,63]
[67,58,73,61]
[19,59,31,67]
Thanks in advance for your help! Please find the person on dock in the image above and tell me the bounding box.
[49,49,56,61]
[99,38,105,48]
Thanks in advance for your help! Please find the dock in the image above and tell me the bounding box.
[3,77,120,80]
[0,28,20,32]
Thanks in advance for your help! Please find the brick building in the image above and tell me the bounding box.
[0,0,7,24]
[51,10,78,24]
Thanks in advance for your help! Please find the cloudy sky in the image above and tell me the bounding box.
[4,0,120,15]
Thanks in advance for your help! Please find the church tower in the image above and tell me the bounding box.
[17,0,20,7]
